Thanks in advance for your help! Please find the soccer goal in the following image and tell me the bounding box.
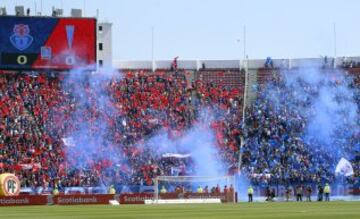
[151,175,236,204]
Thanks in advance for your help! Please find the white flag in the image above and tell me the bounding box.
[335,158,354,177]
[162,153,191,159]
[62,137,75,147]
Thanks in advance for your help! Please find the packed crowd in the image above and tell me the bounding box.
[241,69,360,186]
[0,67,358,192]
[0,70,243,190]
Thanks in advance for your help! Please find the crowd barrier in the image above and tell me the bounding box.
[0,192,235,206]
[53,194,115,205]
[0,195,48,206]
[120,192,235,204]
[251,185,360,197]
[0,194,115,206]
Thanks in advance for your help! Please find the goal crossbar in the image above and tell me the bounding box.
[156,175,232,182]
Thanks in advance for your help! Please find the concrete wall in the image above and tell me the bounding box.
[97,22,112,68]
[112,57,360,71]
[113,59,242,70]
[113,60,153,69]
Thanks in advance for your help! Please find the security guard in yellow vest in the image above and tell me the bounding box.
[160,185,167,193]
[248,185,254,202]
[324,183,330,201]
[53,184,59,195]
[108,185,116,194]
[197,186,203,193]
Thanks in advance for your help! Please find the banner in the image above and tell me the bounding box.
[120,193,154,204]
[162,153,191,159]
[53,194,115,205]
[335,158,354,177]
[0,195,48,206]
[62,137,75,147]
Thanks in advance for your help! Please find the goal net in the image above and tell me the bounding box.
[153,175,236,203]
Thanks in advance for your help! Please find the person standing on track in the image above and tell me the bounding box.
[296,185,303,202]
[108,185,116,194]
[285,186,292,202]
[306,185,312,202]
[324,183,331,201]
[197,185,203,193]
[160,185,167,194]
[317,185,324,201]
[247,185,254,202]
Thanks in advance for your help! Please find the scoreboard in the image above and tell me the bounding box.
[0,16,96,70]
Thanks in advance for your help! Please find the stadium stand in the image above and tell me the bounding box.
[245,66,360,188]
[0,62,358,195]
[0,69,244,191]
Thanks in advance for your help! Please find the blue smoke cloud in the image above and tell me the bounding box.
[286,68,358,158]
[53,68,230,189]
[264,67,359,171]
[57,66,123,186]
[145,109,227,177]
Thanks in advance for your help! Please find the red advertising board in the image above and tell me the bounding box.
[0,192,235,206]
[53,194,114,205]
[0,195,48,206]
[0,194,115,206]
[119,193,154,204]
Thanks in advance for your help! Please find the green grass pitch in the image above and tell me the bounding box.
[0,202,359,219]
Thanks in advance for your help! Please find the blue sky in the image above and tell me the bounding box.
[3,0,360,60]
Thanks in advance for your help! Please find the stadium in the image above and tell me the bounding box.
[0,1,359,218]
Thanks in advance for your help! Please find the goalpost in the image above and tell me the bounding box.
[152,175,236,204]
